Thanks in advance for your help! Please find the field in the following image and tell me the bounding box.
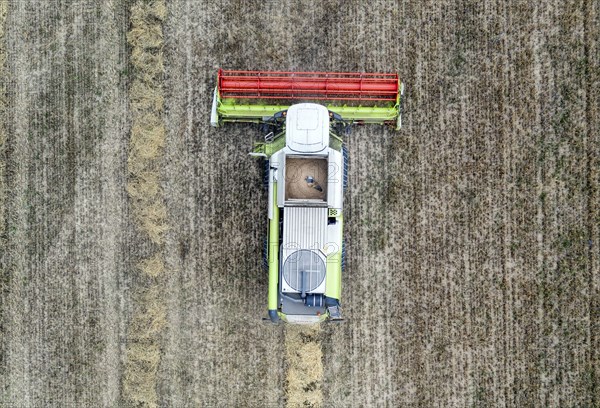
[1,0,599,407]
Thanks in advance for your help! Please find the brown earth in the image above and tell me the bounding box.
[1,0,599,407]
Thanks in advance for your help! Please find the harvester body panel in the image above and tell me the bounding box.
[266,104,343,322]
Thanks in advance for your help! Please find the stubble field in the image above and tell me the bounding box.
[1,0,599,407]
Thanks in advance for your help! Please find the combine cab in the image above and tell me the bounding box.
[211,70,403,323]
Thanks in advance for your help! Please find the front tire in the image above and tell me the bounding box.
[342,145,348,192]
[263,159,270,190]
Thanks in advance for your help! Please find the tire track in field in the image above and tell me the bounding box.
[583,0,600,404]
[531,2,596,405]
[123,1,168,406]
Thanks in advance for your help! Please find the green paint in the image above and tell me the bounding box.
[325,213,343,300]
[268,182,279,311]
[266,134,286,156]
[329,132,343,151]
[254,129,343,157]
[219,102,398,125]
[214,91,401,128]
[219,102,291,119]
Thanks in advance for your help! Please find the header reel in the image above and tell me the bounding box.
[210,69,404,130]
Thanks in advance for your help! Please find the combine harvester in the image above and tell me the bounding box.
[211,69,403,323]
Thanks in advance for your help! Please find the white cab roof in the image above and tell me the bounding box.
[285,104,329,153]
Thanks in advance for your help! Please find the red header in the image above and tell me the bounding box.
[218,69,399,102]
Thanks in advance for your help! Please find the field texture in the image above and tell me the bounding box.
[1,0,599,407]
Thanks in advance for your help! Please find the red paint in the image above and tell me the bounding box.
[218,69,399,102]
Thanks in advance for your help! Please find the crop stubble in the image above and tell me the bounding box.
[0,0,598,407]
[1,0,129,406]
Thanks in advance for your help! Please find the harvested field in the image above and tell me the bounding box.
[1,0,599,407]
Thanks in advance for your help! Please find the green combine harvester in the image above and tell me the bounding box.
[211,70,403,323]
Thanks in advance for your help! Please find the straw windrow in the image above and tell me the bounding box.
[285,324,324,408]
[123,1,168,407]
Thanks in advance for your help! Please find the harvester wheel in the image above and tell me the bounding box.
[263,160,270,190]
[342,145,349,191]
[341,239,346,271]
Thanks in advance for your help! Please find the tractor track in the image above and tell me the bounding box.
[583,0,600,404]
